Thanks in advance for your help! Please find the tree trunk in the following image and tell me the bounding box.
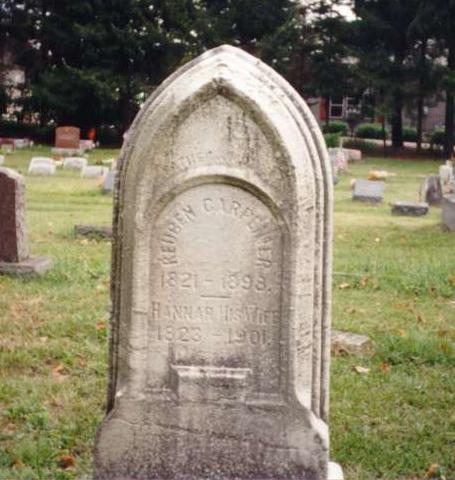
[444,44,455,158]
[325,96,330,127]
[391,90,403,149]
[417,39,427,152]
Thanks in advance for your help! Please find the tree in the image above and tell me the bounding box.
[416,0,455,157]
[352,0,421,149]
[6,0,301,135]
[302,0,356,125]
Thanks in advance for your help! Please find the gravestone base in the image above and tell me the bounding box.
[52,147,85,156]
[0,256,53,275]
[95,398,329,480]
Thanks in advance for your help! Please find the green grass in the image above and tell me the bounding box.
[1,148,454,479]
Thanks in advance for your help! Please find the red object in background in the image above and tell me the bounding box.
[88,128,96,141]
[319,98,327,122]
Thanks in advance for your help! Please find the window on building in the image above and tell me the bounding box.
[329,97,344,118]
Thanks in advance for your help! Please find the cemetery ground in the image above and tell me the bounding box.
[0,147,454,480]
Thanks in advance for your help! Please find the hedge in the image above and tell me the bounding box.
[324,133,340,148]
[322,121,348,136]
[355,123,387,140]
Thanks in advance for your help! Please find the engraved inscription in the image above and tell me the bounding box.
[149,183,283,394]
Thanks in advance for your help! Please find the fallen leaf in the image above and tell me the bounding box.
[437,329,450,338]
[397,329,407,337]
[80,238,89,246]
[353,365,370,374]
[11,459,24,469]
[339,282,350,290]
[58,455,76,469]
[359,276,369,287]
[52,364,68,382]
[425,463,442,478]
[96,320,106,330]
[449,276,455,287]
[379,362,391,373]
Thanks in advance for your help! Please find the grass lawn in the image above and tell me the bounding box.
[0,147,454,480]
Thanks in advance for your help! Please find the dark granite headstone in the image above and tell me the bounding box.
[0,168,29,263]
[0,168,53,275]
[391,201,429,217]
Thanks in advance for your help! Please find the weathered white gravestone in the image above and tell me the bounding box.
[94,46,337,480]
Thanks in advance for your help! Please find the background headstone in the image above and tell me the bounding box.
[391,201,429,217]
[420,175,442,206]
[0,155,4,166]
[344,148,362,163]
[439,161,454,195]
[0,168,52,275]
[63,157,88,170]
[55,126,80,149]
[442,195,455,232]
[94,45,338,480]
[74,224,113,239]
[81,165,108,178]
[0,168,29,263]
[353,179,385,203]
[28,157,56,176]
[102,171,115,193]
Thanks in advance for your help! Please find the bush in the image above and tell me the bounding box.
[342,138,382,153]
[0,120,53,143]
[355,123,387,140]
[430,128,446,147]
[97,125,123,146]
[324,133,340,148]
[402,126,418,143]
[322,121,348,135]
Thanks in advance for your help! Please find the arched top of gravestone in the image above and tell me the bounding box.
[118,45,332,201]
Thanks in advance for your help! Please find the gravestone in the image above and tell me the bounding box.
[94,45,339,480]
[352,179,385,203]
[391,201,429,217]
[52,126,82,155]
[74,224,113,239]
[81,165,108,178]
[420,175,442,206]
[0,155,4,165]
[1,143,14,154]
[28,157,56,176]
[55,126,80,149]
[102,170,115,194]
[442,195,455,232]
[439,161,454,195]
[344,148,362,163]
[63,157,88,170]
[0,168,52,275]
